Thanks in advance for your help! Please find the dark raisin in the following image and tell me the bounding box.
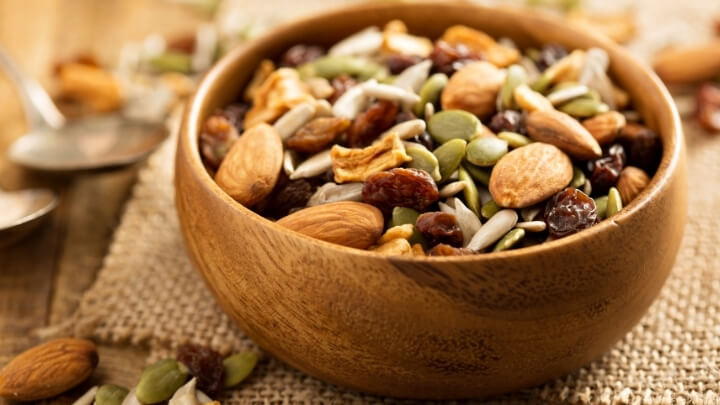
[176,343,224,396]
[535,44,569,71]
[544,188,598,238]
[166,34,196,54]
[329,74,359,104]
[428,243,475,256]
[696,82,720,133]
[429,41,481,75]
[362,168,439,213]
[416,212,464,247]
[263,179,317,219]
[588,144,626,193]
[280,44,325,67]
[287,117,351,154]
[218,103,249,133]
[347,100,398,147]
[199,114,240,169]
[618,123,661,173]
[488,110,526,135]
[411,131,435,150]
[384,54,424,74]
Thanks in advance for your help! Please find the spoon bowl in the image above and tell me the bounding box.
[0,188,57,246]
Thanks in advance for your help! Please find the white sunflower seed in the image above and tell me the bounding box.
[438,201,456,215]
[307,182,364,206]
[314,99,334,117]
[393,60,433,94]
[289,149,332,180]
[547,84,589,106]
[283,150,299,176]
[439,181,467,198]
[452,198,482,247]
[579,48,615,109]
[332,81,370,119]
[121,389,142,405]
[329,27,383,57]
[424,102,435,121]
[476,186,493,206]
[447,170,459,181]
[362,81,421,108]
[169,378,199,405]
[72,386,98,405]
[521,206,542,222]
[467,209,518,251]
[381,119,426,140]
[273,102,316,140]
[583,179,593,195]
[516,221,547,232]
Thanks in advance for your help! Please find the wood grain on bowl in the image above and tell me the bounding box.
[175,1,686,399]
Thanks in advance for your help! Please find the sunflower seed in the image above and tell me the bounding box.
[439,181,467,198]
[467,209,518,251]
[169,378,199,405]
[452,197,482,247]
[283,150,298,176]
[516,221,547,232]
[547,83,589,105]
[579,48,615,109]
[307,182,364,206]
[393,60,433,94]
[424,102,434,121]
[305,77,335,99]
[72,386,98,405]
[274,102,316,140]
[314,99,334,117]
[363,80,420,108]
[289,149,332,180]
[438,201,456,215]
[332,81,370,119]
[329,27,383,56]
[120,389,141,405]
[381,119,426,140]
[583,179,593,195]
[477,185,493,205]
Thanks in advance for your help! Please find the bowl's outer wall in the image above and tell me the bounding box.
[175,2,687,399]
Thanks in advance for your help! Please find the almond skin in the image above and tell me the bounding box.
[526,109,602,160]
[276,201,384,249]
[215,123,283,207]
[441,61,505,119]
[0,338,98,401]
[582,111,627,145]
[616,166,650,205]
[489,143,573,208]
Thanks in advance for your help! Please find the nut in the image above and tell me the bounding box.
[582,111,627,145]
[378,224,415,244]
[58,63,123,112]
[331,133,411,183]
[244,68,314,128]
[243,59,275,101]
[489,142,574,208]
[526,109,602,159]
[567,9,637,44]
[653,42,720,84]
[616,166,650,204]
[513,84,553,112]
[441,61,505,119]
[276,201,384,249]
[381,24,433,57]
[440,25,520,67]
[215,123,283,206]
[0,338,98,401]
[371,237,413,255]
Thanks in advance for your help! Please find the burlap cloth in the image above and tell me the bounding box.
[63,1,720,403]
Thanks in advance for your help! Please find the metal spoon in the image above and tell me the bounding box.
[0,186,58,246]
[0,46,168,171]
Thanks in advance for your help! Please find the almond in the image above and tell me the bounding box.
[616,166,650,204]
[0,338,98,401]
[215,123,283,207]
[440,25,520,67]
[489,142,573,208]
[276,201,384,249]
[653,41,720,84]
[582,111,627,145]
[526,109,602,160]
[441,61,505,119]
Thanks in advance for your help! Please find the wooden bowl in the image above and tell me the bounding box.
[175,1,686,399]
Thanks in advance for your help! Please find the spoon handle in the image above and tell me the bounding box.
[0,45,66,130]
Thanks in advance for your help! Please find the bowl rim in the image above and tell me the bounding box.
[179,0,683,262]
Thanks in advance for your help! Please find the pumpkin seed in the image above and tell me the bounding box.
[570,166,586,189]
[96,385,129,405]
[363,81,420,107]
[467,209,518,251]
[148,52,193,74]
[136,359,189,404]
[428,110,479,144]
[393,60,432,93]
[452,197,482,247]
[332,82,369,119]
[547,83,589,105]
[594,195,609,219]
[497,131,532,148]
[493,228,526,252]
[223,352,258,388]
[516,221,547,232]
[307,182,364,206]
[433,139,467,181]
[405,143,442,181]
[414,73,448,116]
[501,64,528,109]
[306,55,387,81]
[559,97,609,118]
[521,206,542,221]
[606,187,623,217]
[439,181,466,198]
[273,102,316,140]
[461,163,491,186]
[290,150,332,180]
[481,199,500,219]
[329,27,383,57]
[458,166,480,216]
[382,119,426,140]
[530,72,554,93]
[390,207,420,227]
[466,137,508,167]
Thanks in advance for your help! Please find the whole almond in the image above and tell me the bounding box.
[276,201,384,249]
[653,41,720,84]
[526,109,602,159]
[215,123,283,206]
[489,142,573,208]
[0,338,98,401]
[441,61,505,118]
[616,166,650,204]
[582,111,627,145]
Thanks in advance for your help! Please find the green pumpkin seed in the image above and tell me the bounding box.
[433,139,467,181]
[95,385,129,405]
[461,163,491,186]
[466,137,508,167]
[606,187,623,217]
[492,228,526,252]
[458,167,480,216]
[148,52,193,74]
[559,97,609,118]
[570,167,586,189]
[481,199,500,219]
[405,143,441,181]
[303,56,387,81]
[501,65,528,109]
[414,73,448,116]
[390,207,420,227]
[530,71,553,93]
[497,131,532,149]
[136,359,189,404]
[594,195,608,219]
[428,110,479,144]
[223,352,259,388]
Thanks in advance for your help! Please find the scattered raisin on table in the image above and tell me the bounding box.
[279,44,325,67]
[362,168,439,213]
[347,100,399,147]
[416,212,464,247]
[696,82,720,132]
[588,143,626,193]
[428,243,475,256]
[263,178,317,219]
[177,343,225,396]
[544,188,598,238]
[488,110,526,135]
[429,41,481,75]
[166,34,196,54]
[534,44,568,71]
[618,123,661,173]
[329,74,359,104]
[384,54,424,74]
[287,117,351,154]
[199,114,240,169]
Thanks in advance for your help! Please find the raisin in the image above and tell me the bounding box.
[488,110,526,135]
[696,82,720,133]
[362,168,439,213]
[263,178,317,219]
[429,41,481,75]
[410,131,435,150]
[218,103,249,133]
[588,144,626,193]
[428,243,475,256]
[347,100,399,147]
[416,212,464,247]
[166,34,196,54]
[287,117,351,154]
[280,44,325,67]
[535,44,569,71]
[544,188,598,238]
[199,114,240,169]
[329,74,359,104]
[618,123,661,173]
[384,54,424,74]
[177,343,224,396]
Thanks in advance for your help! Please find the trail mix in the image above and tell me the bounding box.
[201,21,661,256]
